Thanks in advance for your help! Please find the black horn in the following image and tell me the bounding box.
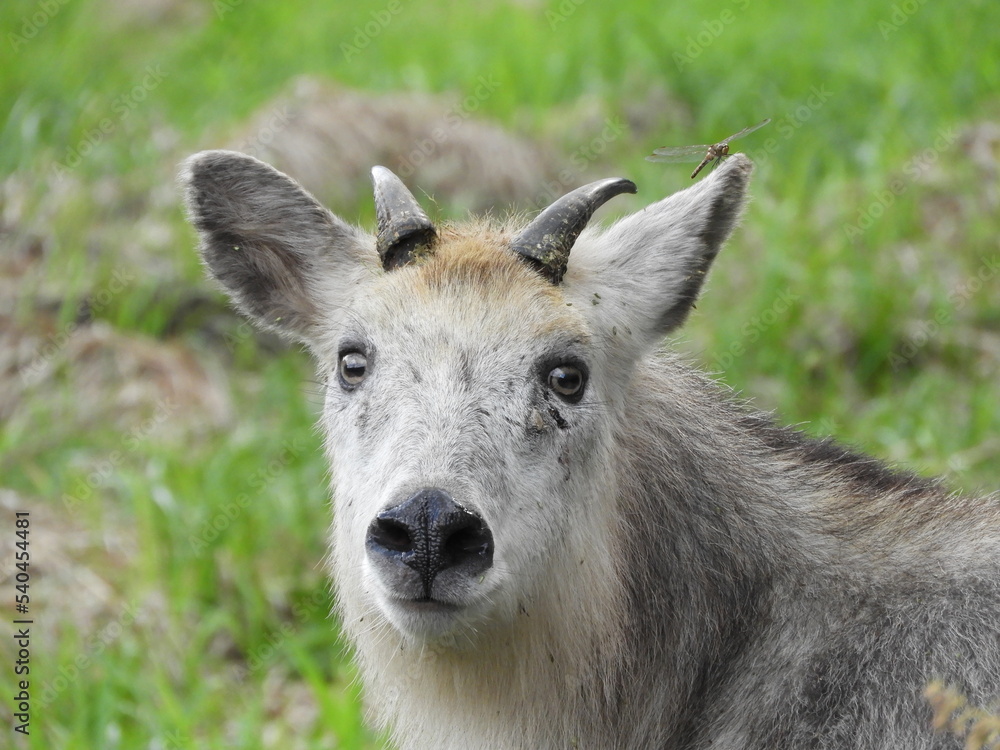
[371,166,437,271]
[511,177,637,284]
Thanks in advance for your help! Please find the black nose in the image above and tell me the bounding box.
[366,489,494,598]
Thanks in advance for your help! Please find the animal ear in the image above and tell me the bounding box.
[180,150,375,347]
[564,154,753,355]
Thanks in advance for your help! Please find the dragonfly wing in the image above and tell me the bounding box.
[645,144,709,163]
[721,118,772,144]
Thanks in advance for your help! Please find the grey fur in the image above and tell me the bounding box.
[180,150,1000,750]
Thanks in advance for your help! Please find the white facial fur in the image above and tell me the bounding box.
[181,151,758,746]
[321,234,620,644]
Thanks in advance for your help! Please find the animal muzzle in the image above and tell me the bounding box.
[366,489,494,600]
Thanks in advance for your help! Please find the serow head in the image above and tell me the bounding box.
[180,150,753,643]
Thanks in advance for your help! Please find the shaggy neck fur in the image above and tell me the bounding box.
[341,354,1000,749]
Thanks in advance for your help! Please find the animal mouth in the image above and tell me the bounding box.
[392,596,460,612]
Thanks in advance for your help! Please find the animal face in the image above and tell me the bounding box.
[321,234,618,642]
[181,149,751,646]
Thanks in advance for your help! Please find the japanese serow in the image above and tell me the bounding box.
[181,150,1000,749]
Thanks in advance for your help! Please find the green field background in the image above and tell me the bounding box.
[1,0,997,747]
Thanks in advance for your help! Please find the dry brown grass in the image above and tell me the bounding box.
[225,76,562,215]
[926,681,1000,750]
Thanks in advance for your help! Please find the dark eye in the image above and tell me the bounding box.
[338,351,368,389]
[547,365,585,402]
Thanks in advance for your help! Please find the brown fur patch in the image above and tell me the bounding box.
[411,225,562,300]
[392,224,589,342]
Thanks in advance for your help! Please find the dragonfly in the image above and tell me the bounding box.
[647,118,771,179]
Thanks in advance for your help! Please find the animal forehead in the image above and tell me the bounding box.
[364,227,587,341]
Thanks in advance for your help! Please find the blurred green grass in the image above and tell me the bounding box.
[1,0,997,747]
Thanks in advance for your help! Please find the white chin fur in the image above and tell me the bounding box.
[377,595,493,645]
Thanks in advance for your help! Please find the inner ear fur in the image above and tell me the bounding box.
[564,154,753,354]
[180,149,374,343]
